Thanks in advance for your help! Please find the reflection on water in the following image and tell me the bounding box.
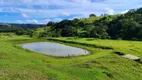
[19,42,90,57]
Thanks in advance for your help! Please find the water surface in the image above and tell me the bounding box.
[19,42,90,57]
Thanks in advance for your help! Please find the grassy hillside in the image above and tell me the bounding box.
[42,7,142,40]
[80,16,103,23]
[0,34,142,80]
[80,14,122,24]
[50,37,142,56]
[33,27,50,37]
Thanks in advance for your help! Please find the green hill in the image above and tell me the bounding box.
[39,7,142,41]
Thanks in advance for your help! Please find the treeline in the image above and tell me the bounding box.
[40,7,142,40]
[0,23,45,37]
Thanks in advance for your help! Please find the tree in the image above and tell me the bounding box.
[61,26,77,37]
[90,27,100,38]
[47,21,55,26]
[89,14,96,17]
[54,19,73,29]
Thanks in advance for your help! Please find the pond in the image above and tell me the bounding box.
[19,42,90,57]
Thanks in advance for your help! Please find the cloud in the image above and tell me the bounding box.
[0,7,20,12]
[0,0,142,24]
[21,13,29,18]
[70,0,92,4]
[121,10,129,14]
[16,20,23,24]
[16,19,51,24]
[53,18,62,22]
[61,12,70,16]
[40,19,51,24]
[105,8,114,15]
[25,19,38,23]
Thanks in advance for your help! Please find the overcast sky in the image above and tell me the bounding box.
[0,0,142,24]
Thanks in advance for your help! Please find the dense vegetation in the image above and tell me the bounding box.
[39,7,142,40]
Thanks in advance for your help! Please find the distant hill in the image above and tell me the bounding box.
[0,23,45,32]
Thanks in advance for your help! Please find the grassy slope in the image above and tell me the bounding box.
[80,16,103,23]
[49,37,142,80]
[80,14,122,24]
[33,27,50,37]
[52,37,142,57]
[0,34,142,80]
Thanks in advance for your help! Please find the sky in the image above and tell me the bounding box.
[0,0,142,24]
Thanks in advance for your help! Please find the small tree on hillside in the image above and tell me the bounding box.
[47,21,55,26]
[89,14,96,17]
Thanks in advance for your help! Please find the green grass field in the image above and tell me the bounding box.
[0,34,142,80]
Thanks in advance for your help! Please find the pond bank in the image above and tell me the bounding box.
[48,38,113,50]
